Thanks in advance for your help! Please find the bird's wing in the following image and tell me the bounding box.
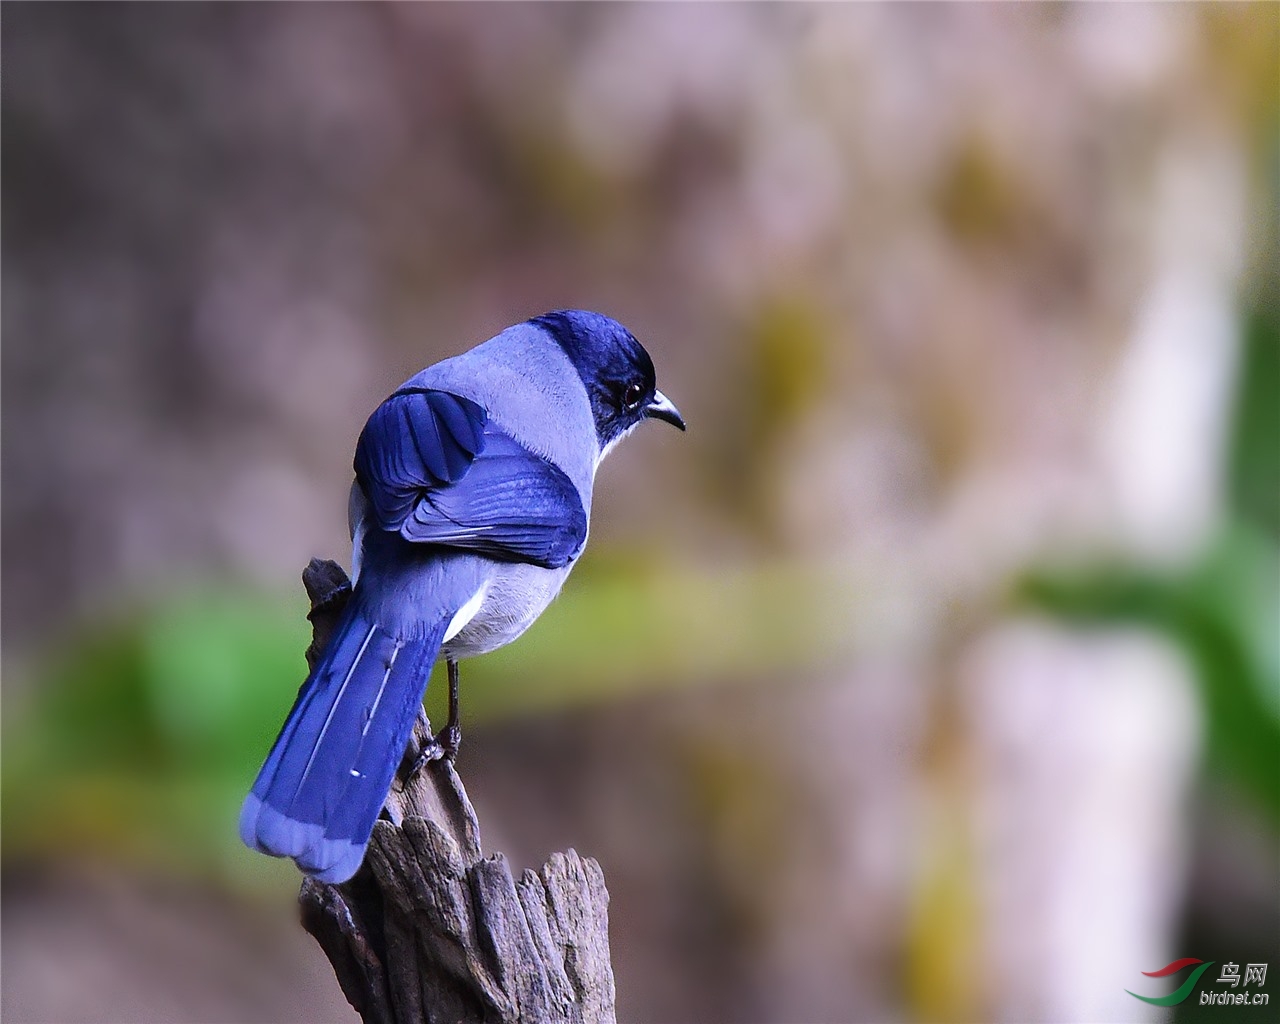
[353,387,587,569]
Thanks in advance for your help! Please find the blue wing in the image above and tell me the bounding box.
[353,388,587,569]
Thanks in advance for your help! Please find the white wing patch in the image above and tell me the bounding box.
[350,516,368,585]
[444,583,489,643]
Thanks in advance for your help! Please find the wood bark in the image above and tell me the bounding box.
[294,559,616,1024]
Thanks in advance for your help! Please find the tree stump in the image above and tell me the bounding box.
[294,559,616,1024]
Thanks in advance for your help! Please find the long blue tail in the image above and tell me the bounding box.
[239,595,446,883]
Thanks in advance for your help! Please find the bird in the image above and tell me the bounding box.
[239,310,685,883]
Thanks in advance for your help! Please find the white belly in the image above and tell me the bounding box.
[441,562,572,660]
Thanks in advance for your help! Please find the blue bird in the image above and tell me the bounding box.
[239,310,684,883]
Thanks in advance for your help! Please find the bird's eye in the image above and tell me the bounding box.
[622,382,645,411]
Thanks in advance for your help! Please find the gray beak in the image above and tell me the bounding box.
[645,389,685,431]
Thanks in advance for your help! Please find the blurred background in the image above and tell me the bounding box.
[3,4,1277,1022]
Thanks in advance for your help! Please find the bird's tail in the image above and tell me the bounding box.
[238,594,446,883]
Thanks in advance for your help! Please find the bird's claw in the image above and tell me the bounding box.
[409,724,461,777]
[410,737,445,776]
[437,722,462,761]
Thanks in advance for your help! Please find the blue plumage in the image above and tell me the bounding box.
[355,389,486,517]
[240,310,684,883]
[403,431,587,568]
[357,388,587,567]
[240,597,441,883]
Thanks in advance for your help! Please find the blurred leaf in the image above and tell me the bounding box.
[708,296,831,543]
[2,588,309,877]
[744,296,828,448]
[427,551,866,723]
[4,557,872,878]
[1227,288,1280,539]
[1202,3,1280,149]
[904,801,984,1023]
[936,137,1030,247]
[1019,283,1280,822]
[1016,523,1280,822]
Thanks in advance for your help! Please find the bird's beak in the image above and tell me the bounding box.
[645,390,686,431]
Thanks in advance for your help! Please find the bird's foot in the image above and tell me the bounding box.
[409,724,461,776]
[436,722,462,762]
[409,736,444,776]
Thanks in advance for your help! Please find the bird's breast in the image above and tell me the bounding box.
[441,562,573,660]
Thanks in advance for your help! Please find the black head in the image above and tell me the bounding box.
[532,309,685,451]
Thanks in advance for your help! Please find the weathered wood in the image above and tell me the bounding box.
[295,559,616,1024]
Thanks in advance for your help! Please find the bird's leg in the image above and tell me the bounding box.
[410,660,463,775]
[436,659,463,761]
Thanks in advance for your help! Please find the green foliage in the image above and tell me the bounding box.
[2,591,310,880]
[426,550,858,722]
[1020,279,1280,823]
[2,555,858,880]
[1228,295,1280,539]
[1018,523,1280,822]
